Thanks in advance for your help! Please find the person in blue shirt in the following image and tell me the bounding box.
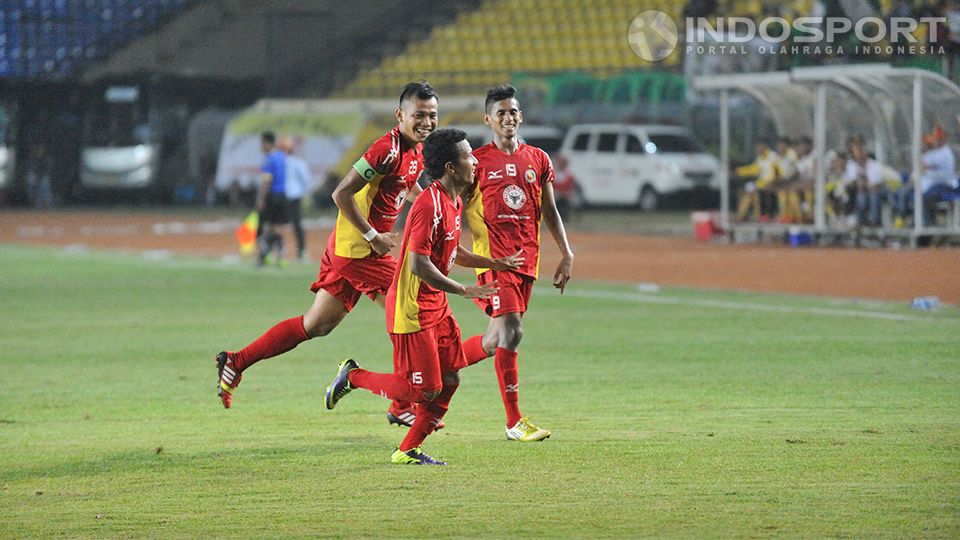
[279,136,312,262]
[257,131,290,267]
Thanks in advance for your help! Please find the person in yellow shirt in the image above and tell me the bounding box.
[734,139,779,221]
[773,137,804,223]
[824,151,851,225]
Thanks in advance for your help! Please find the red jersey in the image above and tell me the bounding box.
[464,141,554,279]
[331,126,423,259]
[386,181,463,334]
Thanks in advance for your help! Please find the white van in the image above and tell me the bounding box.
[447,124,564,157]
[560,124,720,211]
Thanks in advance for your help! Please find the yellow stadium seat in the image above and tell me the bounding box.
[331,0,688,98]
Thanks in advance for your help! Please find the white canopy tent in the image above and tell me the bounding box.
[694,64,960,239]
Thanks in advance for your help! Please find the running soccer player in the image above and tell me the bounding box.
[388,84,574,442]
[215,82,439,409]
[324,128,519,465]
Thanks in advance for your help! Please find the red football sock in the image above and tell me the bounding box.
[494,348,522,426]
[399,384,457,452]
[233,316,310,372]
[348,369,423,403]
[389,400,412,414]
[462,335,490,366]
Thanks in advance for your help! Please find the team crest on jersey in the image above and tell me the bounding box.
[524,169,537,183]
[394,188,408,209]
[502,185,526,210]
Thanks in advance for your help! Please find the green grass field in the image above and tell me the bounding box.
[2,245,958,538]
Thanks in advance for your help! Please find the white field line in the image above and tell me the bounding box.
[10,244,955,324]
[560,289,955,324]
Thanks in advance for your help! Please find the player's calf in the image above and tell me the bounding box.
[386,402,445,430]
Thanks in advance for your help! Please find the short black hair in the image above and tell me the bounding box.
[797,136,813,146]
[485,84,518,113]
[261,131,276,145]
[399,81,438,107]
[777,136,792,145]
[422,128,467,180]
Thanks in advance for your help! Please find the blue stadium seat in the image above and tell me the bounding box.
[1,0,196,79]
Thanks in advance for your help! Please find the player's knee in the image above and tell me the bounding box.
[501,324,523,349]
[481,332,499,355]
[303,317,335,337]
[303,310,344,338]
[419,385,443,402]
[441,371,460,386]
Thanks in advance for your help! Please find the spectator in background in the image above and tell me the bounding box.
[887,0,914,20]
[844,137,887,227]
[790,136,817,223]
[886,0,915,58]
[824,151,851,225]
[279,135,311,262]
[552,155,577,220]
[682,0,717,18]
[733,139,779,221]
[26,143,54,209]
[916,0,951,46]
[773,136,801,223]
[946,0,960,77]
[893,127,957,227]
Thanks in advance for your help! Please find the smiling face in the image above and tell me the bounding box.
[485,97,523,141]
[397,96,439,144]
[446,139,478,190]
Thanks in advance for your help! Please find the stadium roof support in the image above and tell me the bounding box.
[694,65,960,236]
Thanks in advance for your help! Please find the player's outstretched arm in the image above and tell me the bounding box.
[541,182,574,294]
[332,168,399,255]
[409,252,498,299]
[454,246,524,271]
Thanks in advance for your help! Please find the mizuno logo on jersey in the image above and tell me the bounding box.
[488,169,503,179]
[505,384,519,393]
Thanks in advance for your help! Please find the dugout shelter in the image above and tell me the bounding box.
[694,64,960,246]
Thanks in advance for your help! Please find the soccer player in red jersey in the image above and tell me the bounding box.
[323,128,521,465]
[390,84,574,441]
[214,82,439,409]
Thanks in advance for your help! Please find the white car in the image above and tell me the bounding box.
[447,124,564,157]
[560,124,720,211]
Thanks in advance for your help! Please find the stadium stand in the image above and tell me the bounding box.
[0,0,196,79]
[334,0,687,98]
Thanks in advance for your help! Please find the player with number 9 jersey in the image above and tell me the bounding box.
[455,84,574,442]
[465,141,554,282]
